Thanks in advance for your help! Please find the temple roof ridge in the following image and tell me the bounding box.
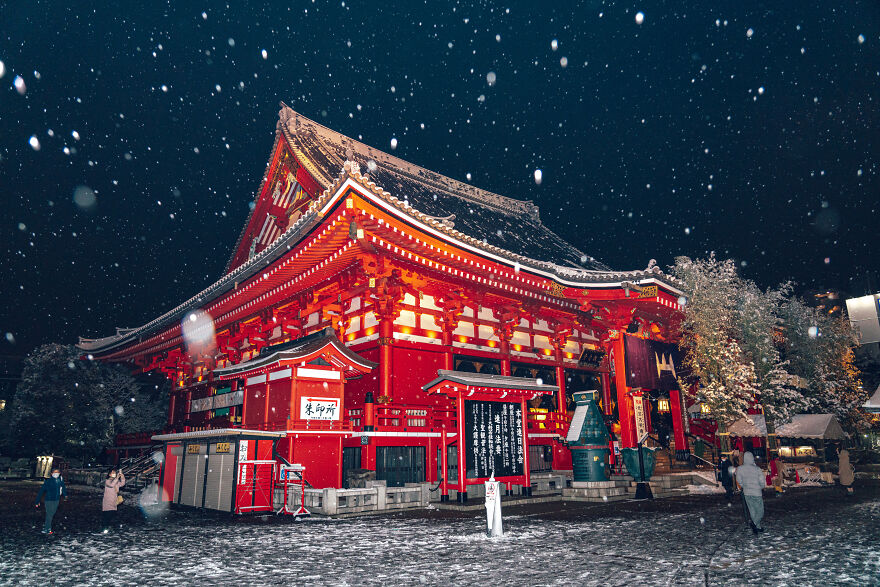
[335,162,681,287]
[278,104,540,219]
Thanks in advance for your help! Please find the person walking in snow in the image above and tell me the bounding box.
[719,453,735,500]
[101,468,125,533]
[768,456,784,497]
[34,467,67,535]
[837,448,854,495]
[735,451,766,534]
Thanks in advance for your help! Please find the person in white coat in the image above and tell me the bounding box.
[734,451,766,533]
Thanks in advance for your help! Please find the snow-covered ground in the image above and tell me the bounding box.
[2,487,878,585]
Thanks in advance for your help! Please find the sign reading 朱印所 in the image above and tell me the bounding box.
[464,400,524,479]
[300,397,341,420]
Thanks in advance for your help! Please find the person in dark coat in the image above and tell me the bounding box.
[719,454,735,499]
[34,468,67,534]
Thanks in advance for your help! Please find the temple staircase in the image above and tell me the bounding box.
[117,447,163,492]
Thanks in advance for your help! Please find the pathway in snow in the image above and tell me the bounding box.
[2,483,878,585]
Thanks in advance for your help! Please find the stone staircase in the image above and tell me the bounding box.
[561,471,718,502]
[562,478,632,502]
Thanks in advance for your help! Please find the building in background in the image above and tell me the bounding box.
[79,107,690,499]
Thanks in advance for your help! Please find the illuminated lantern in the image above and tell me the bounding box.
[657,396,670,413]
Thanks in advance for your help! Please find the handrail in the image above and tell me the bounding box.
[689,453,717,469]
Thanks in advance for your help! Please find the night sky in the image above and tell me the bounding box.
[2,2,879,359]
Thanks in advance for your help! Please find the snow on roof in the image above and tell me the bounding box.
[422,369,558,393]
[775,414,847,440]
[79,109,683,356]
[727,414,767,437]
[278,105,608,272]
[863,384,880,414]
[213,327,376,378]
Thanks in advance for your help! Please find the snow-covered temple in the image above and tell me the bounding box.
[79,106,692,504]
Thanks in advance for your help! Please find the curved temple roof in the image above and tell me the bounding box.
[79,107,680,355]
[276,105,608,273]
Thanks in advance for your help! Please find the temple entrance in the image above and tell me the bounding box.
[377,446,426,487]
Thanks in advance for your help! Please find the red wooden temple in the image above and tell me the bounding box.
[79,105,694,500]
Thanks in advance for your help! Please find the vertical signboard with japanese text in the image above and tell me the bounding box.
[632,392,648,443]
[464,400,524,479]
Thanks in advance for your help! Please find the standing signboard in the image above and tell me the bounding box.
[464,400,524,479]
[484,477,503,537]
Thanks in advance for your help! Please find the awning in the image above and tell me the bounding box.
[863,384,880,414]
[775,414,847,440]
[213,327,377,380]
[151,429,286,442]
[727,414,767,437]
[422,369,557,401]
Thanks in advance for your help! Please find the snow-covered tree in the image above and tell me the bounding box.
[672,255,809,428]
[736,280,811,425]
[673,254,868,437]
[1,344,162,460]
[673,255,758,424]
[780,299,868,433]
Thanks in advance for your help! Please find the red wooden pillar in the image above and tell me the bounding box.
[241,383,250,427]
[440,429,449,501]
[379,317,393,399]
[554,348,567,414]
[613,335,635,448]
[456,393,467,501]
[360,438,376,470]
[601,372,613,416]
[287,377,296,429]
[167,392,176,427]
[441,327,454,371]
[337,436,344,489]
[263,379,271,429]
[669,388,688,459]
[520,397,531,496]
[499,338,511,376]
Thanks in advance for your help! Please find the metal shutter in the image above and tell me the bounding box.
[217,454,235,512]
[204,448,233,511]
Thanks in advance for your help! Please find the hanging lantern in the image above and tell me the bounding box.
[657,396,670,413]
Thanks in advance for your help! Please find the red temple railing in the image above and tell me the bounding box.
[527,408,572,436]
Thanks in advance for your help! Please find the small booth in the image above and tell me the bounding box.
[422,370,557,502]
[152,429,286,514]
[775,414,847,463]
[727,414,769,461]
[213,327,376,489]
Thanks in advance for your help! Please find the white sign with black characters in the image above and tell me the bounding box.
[300,397,341,420]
